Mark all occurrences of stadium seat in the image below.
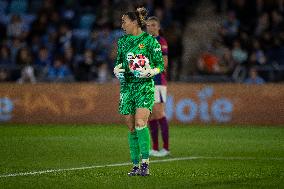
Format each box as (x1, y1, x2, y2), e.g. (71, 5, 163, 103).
(73, 29, 91, 53)
(29, 0, 43, 12)
(79, 14, 96, 30)
(73, 29, 91, 40)
(0, 0, 8, 15)
(8, 0, 28, 14)
(21, 14, 36, 25)
(0, 14, 9, 25)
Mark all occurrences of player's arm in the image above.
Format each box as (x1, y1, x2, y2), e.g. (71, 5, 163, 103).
(151, 37, 164, 73)
(163, 56, 168, 70)
(161, 39, 169, 70)
(115, 39, 123, 67)
(113, 39, 125, 81)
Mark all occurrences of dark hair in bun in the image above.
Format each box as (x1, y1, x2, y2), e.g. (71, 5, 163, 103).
(124, 7, 148, 28)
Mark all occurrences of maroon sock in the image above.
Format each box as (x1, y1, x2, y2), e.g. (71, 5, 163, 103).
(158, 117, 169, 150)
(149, 119, 159, 151)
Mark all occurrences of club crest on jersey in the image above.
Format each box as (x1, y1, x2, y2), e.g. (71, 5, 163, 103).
(138, 43, 145, 49)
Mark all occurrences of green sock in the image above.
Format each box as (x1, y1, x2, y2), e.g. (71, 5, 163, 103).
(128, 131, 140, 165)
(136, 126, 150, 159)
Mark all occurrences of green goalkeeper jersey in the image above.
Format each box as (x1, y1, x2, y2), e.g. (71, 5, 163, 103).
(115, 31, 164, 83)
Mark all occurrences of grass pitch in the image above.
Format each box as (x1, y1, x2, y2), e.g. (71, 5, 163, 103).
(0, 125, 283, 188)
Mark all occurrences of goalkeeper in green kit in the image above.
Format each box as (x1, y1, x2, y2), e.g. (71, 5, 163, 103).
(113, 7, 164, 176)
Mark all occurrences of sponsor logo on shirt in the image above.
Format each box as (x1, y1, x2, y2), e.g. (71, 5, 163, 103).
(154, 48, 161, 52)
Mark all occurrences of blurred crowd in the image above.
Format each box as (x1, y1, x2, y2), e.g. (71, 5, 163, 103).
(0, 0, 188, 83)
(199, 0, 284, 83)
(0, 0, 283, 84)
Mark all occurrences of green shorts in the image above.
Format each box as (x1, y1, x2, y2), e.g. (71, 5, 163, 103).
(119, 80, 155, 115)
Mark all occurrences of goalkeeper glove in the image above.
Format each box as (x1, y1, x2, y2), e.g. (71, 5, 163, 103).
(134, 64, 160, 78)
(113, 64, 125, 82)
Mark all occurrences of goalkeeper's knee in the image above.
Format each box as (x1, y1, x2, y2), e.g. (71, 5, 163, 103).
(135, 119, 146, 128)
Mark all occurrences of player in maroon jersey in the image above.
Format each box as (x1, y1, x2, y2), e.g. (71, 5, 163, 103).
(146, 16, 170, 157)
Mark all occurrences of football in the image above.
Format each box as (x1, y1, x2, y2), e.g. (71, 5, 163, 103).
(127, 53, 149, 73)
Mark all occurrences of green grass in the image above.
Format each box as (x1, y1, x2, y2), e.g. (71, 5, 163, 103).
(0, 125, 283, 188)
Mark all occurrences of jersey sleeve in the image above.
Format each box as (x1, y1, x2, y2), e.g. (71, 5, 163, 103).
(150, 37, 164, 73)
(115, 38, 123, 67)
(160, 38, 168, 56)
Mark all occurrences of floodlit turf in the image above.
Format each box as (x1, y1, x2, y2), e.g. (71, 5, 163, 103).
(0, 125, 283, 189)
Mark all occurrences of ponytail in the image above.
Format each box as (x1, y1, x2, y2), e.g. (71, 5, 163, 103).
(136, 7, 148, 27)
(124, 7, 148, 28)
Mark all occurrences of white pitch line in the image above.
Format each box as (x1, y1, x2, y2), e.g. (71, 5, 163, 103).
(0, 156, 283, 178)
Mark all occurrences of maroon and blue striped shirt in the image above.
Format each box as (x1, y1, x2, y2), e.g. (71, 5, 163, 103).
(154, 36, 168, 85)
